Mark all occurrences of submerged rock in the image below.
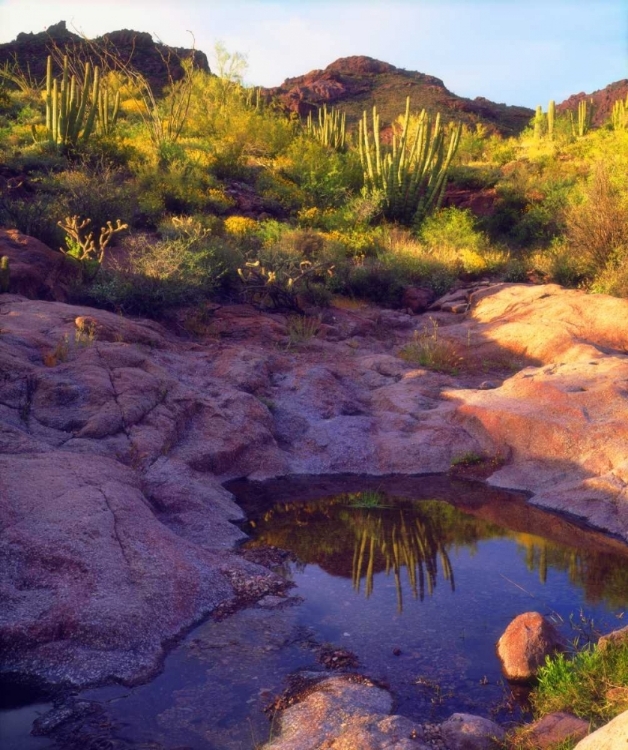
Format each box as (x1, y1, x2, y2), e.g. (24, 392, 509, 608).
(440, 712, 505, 749)
(262, 674, 428, 750)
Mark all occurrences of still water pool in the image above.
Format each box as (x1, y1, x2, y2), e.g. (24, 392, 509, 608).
(3, 475, 628, 749)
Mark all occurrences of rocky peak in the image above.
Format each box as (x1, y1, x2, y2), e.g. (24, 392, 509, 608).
(263, 55, 533, 135)
(325, 55, 398, 76)
(0, 21, 209, 92)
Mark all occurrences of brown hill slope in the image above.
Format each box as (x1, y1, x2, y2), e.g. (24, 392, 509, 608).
(557, 79, 628, 126)
(0, 20, 209, 92)
(262, 56, 534, 135)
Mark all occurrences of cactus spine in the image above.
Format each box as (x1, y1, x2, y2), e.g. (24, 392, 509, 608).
(358, 96, 461, 227)
(0, 256, 10, 293)
(547, 99, 555, 140)
(306, 105, 346, 151)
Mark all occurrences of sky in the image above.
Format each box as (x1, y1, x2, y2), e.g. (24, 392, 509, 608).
(0, 0, 626, 108)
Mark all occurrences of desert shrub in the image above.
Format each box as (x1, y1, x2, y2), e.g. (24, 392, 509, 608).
(590, 247, 628, 297)
(447, 164, 500, 190)
(255, 170, 305, 214)
(420, 207, 486, 253)
(281, 136, 361, 208)
(336, 262, 406, 306)
(399, 318, 464, 374)
(529, 238, 588, 287)
(134, 161, 215, 226)
(87, 231, 226, 316)
(53, 167, 135, 232)
(238, 240, 332, 311)
(564, 162, 628, 272)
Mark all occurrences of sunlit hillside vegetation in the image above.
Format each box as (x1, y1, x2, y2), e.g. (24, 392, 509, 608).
(1, 47, 627, 319)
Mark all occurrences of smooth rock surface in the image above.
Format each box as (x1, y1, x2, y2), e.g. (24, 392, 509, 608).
(497, 612, 565, 681)
(573, 709, 628, 749)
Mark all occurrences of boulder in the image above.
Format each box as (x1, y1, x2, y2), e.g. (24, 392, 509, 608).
(440, 713, 505, 750)
(516, 712, 590, 749)
(262, 675, 429, 750)
(497, 612, 565, 681)
(598, 624, 628, 652)
(402, 286, 434, 314)
(0, 228, 80, 301)
(573, 709, 628, 749)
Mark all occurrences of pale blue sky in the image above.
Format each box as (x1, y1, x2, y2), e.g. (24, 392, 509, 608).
(0, 1, 625, 108)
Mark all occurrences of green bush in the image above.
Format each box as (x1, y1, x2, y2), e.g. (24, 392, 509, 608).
(565, 162, 628, 272)
(87, 230, 226, 316)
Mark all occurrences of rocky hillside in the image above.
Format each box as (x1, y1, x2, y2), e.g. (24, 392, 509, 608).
(262, 55, 535, 135)
(0, 21, 209, 92)
(557, 78, 628, 126)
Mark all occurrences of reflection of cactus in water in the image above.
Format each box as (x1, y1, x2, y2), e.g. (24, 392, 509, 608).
(351, 509, 455, 613)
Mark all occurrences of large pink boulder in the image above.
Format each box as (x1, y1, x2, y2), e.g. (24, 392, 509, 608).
(497, 612, 565, 681)
(0, 228, 80, 301)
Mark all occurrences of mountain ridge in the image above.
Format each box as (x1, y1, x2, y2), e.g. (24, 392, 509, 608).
(0, 21, 209, 92)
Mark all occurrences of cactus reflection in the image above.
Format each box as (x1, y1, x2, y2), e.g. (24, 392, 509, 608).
(244, 493, 628, 613)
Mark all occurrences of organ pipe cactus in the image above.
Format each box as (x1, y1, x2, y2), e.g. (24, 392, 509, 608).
(306, 104, 346, 151)
(570, 99, 593, 138)
(611, 96, 628, 130)
(534, 105, 544, 140)
(547, 99, 556, 140)
(358, 96, 461, 227)
(40, 55, 119, 147)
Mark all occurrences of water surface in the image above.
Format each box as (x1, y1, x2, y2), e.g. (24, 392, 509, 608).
(3, 474, 628, 749)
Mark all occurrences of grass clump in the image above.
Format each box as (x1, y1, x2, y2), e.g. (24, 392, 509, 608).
(399, 318, 464, 374)
(285, 314, 321, 346)
(531, 637, 628, 728)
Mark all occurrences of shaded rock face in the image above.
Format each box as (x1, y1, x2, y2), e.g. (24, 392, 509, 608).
(573, 708, 628, 749)
(0, 228, 80, 301)
(401, 286, 435, 314)
(263, 56, 533, 134)
(263, 675, 428, 750)
(0, 21, 209, 93)
(496, 612, 565, 681)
